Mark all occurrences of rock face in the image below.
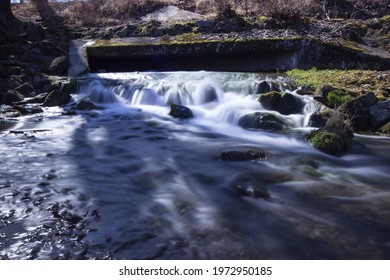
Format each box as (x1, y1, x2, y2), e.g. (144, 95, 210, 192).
(258, 91, 304, 115)
(218, 149, 266, 161)
(238, 112, 291, 131)
(169, 103, 193, 119)
(369, 100, 390, 129)
(42, 90, 71, 107)
(307, 113, 354, 155)
(338, 92, 378, 132)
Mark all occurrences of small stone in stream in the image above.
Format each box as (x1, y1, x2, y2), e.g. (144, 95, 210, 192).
(169, 103, 193, 119)
(218, 149, 266, 161)
(43, 172, 57, 180)
(238, 112, 290, 131)
(231, 174, 271, 199)
(258, 91, 304, 115)
(62, 109, 77, 116)
(74, 98, 98, 110)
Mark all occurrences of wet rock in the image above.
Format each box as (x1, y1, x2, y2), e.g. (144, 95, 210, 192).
(256, 81, 281, 94)
(12, 105, 43, 116)
(15, 83, 34, 97)
(17, 92, 49, 105)
(338, 92, 378, 132)
(218, 149, 266, 161)
(296, 84, 315, 95)
(3, 109, 21, 118)
(238, 112, 291, 131)
(0, 118, 18, 131)
(74, 98, 98, 111)
(308, 111, 332, 128)
(231, 174, 271, 199)
(307, 113, 354, 155)
(42, 90, 71, 107)
(62, 109, 77, 116)
(369, 100, 390, 129)
(2, 90, 24, 105)
(169, 103, 193, 119)
(49, 56, 69, 75)
(258, 91, 304, 115)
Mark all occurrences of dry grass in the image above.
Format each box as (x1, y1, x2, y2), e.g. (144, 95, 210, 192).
(11, 0, 390, 26)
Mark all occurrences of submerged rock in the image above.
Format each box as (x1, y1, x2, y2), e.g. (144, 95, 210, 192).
(231, 174, 271, 199)
(74, 98, 98, 111)
(169, 103, 193, 119)
(338, 92, 377, 132)
(258, 91, 304, 115)
(238, 112, 291, 131)
(307, 113, 354, 155)
(218, 149, 266, 161)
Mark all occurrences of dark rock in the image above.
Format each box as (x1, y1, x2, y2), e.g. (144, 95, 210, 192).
(231, 174, 271, 199)
(2, 90, 24, 105)
(307, 113, 354, 155)
(15, 83, 34, 97)
(296, 84, 315, 95)
(0, 118, 18, 131)
(218, 149, 266, 161)
(169, 103, 193, 119)
(12, 105, 43, 116)
(26, 22, 45, 42)
(49, 56, 69, 75)
(75, 98, 97, 111)
(7, 66, 23, 76)
(258, 91, 305, 115)
(42, 90, 71, 107)
(17, 92, 49, 105)
(238, 112, 291, 131)
(62, 110, 77, 116)
(308, 111, 331, 128)
(256, 81, 280, 94)
(338, 92, 378, 132)
(369, 100, 390, 129)
(6, 75, 23, 89)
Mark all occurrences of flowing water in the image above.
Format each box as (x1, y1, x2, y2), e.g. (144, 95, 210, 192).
(1, 71, 390, 259)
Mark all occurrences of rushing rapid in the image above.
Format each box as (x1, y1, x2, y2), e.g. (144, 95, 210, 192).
(1, 72, 390, 260)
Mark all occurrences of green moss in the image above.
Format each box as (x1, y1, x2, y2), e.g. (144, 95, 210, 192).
(302, 166, 325, 178)
(326, 91, 351, 107)
(287, 68, 390, 98)
(256, 16, 268, 23)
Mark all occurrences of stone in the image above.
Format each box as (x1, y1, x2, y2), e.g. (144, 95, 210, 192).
(369, 100, 390, 129)
(169, 103, 193, 119)
(2, 90, 24, 105)
(308, 111, 331, 128)
(49, 56, 69, 75)
(18, 92, 49, 105)
(42, 90, 71, 107)
(256, 81, 281, 94)
(238, 112, 291, 131)
(338, 92, 378, 132)
(74, 98, 97, 111)
(307, 113, 354, 155)
(12, 105, 43, 116)
(218, 149, 266, 161)
(258, 91, 305, 115)
(231, 174, 271, 199)
(15, 83, 34, 97)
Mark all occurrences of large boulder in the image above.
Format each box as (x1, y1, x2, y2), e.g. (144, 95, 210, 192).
(338, 92, 378, 132)
(42, 90, 71, 107)
(308, 110, 332, 128)
(307, 113, 354, 155)
(238, 112, 291, 131)
(369, 100, 390, 129)
(15, 83, 34, 97)
(169, 103, 193, 119)
(256, 81, 281, 94)
(258, 91, 305, 115)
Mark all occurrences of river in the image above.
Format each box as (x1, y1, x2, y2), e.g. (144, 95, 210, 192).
(1, 71, 390, 259)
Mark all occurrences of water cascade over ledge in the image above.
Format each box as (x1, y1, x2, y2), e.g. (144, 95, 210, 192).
(1, 71, 390, 260)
